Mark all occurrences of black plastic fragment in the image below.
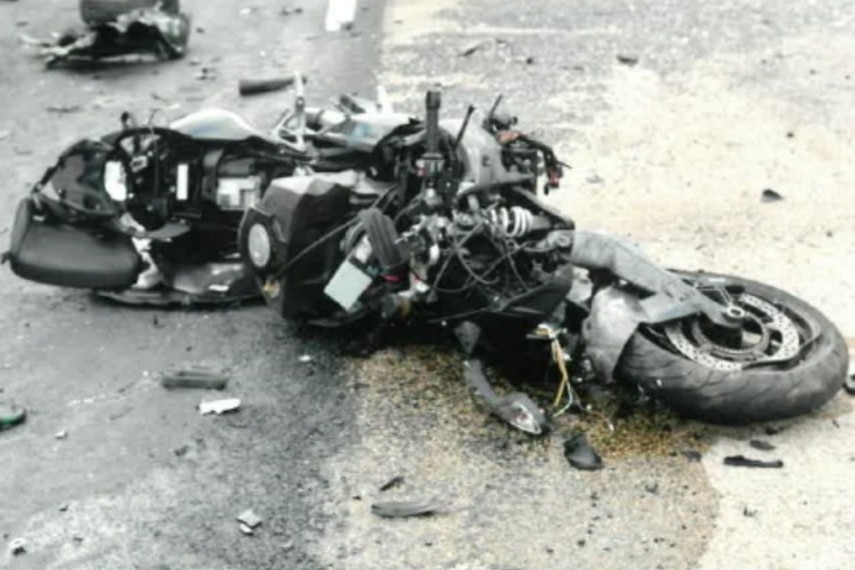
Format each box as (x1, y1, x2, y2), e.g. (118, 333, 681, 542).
(761, 188, 784, 202)
(371, 498, 445, 519)
(379, 475, 405, 492)
(563, 433, 604, 471)
(723, 455, 783, 468)
(616, 54, 639, 66)
(748, 439, 776, 451)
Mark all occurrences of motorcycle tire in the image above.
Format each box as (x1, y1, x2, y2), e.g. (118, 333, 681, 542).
(615, 271, 848, 425)
(80, 0, 180, 25)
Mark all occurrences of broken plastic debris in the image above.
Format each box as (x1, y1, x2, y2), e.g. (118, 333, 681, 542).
(616, 54, 639, 66)
(198, 398, 241, 415)
(9, 538, 26, 556)
(723, 455, 783, 468)
(563, 433, 604, 471)
(761, 188, 784, 202)
(371, 498, 447, 519)
(55, 430, 68, 440)
(748, 439, 776, 451)
(0, 401, 26, 431)
(161, 366, 229, 390)
(239, 522, 254, 535)
(298, 354, 313, 363)
(379, 475, 405, 492)
(237, 509, 263, 530)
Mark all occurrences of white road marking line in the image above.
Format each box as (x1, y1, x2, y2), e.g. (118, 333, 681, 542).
(325, 0, 357, 32)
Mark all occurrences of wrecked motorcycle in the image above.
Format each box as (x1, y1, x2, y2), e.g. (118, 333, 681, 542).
(236, 88, 848, 434)
(2, 79, 416, 304)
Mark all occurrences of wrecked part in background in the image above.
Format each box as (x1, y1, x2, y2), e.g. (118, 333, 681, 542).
(3, 79, 849, 438)
(30, 0, 191, 67)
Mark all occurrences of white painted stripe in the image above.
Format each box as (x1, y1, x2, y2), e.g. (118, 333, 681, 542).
(325, 0, 357, 32)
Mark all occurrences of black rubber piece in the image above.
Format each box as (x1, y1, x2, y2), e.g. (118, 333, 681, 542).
(563, 433, 603, 471)
(724, 455, 784, 468)
(616, 272, 848, 425)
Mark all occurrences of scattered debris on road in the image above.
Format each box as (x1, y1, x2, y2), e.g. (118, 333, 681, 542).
(679, 449, 702, 462)
(723, 455, 784, 469)
(9, 538, 26, 556)
(371, 497, 447, 519)
(239, 76, 300, 96)
(161, 366, 229, 390)
(236, 509, 263, 535)
(0, 402, 26, 432)
(46, 105, 83, 114)
(616, 54, 639, 66)
(36, 6, 191, 68)
(379, 475, 405, 492)
(563, 433, 604, 471)
(748, 439, 776, 451)
(459, 41, 485, 57)
(761, 188, 784, 202)
(199, 398, 241, 415)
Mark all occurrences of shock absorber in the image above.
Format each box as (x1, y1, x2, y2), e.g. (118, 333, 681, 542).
(488, 206, 534, 237)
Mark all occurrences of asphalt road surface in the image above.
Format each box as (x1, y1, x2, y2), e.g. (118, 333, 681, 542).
(2, 1, 855, 569)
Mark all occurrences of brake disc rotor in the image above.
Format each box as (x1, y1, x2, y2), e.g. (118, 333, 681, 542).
(663, 293, 802, 371)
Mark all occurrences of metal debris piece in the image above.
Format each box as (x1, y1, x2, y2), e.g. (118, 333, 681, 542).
(379, 475, 405, 492)
(55, 430, 68, 440)
(237, 509, 263, 530)
(748, 439, 776, 451)
(161, 366, 229, 390)
(198, 398, 241, 415)
(761, 188, 784, 202)
(563, 433, 604, 471)
(9, 538, 26, 556)
(370, 498, 447, 519)
(723, 455, 784, 468)
(616, 54, 639, 66)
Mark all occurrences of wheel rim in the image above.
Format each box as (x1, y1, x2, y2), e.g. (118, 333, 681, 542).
(663, 292, 803, 371)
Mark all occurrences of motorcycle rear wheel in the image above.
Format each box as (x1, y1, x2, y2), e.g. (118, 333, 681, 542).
(616, 271, 848, 424)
